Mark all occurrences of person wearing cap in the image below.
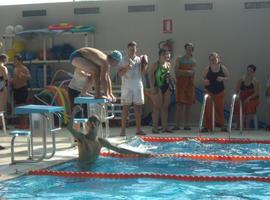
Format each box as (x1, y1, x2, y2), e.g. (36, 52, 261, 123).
(70, 47, 122, 101)
(234, 64, 259, 129)
(12, 54, 31, 129)
(68, 105, 150, 168)
(118, 41, 148, 136)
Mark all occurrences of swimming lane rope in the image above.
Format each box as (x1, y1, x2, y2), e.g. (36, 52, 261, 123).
(140, 136, 270, 144)
(100, 152, 270, 162)
(28, 170, 270, 183)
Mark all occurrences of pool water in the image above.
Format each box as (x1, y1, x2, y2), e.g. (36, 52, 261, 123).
(1, 137, 270, 199)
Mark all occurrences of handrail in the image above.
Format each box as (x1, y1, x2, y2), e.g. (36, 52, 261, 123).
(50, 112, 62, 132)
(99, 102, 115, 138)
(105, 102, 115, 120)
(199, 94, 215, 132)
(43, 112, 62, 159)
(227, 94, 243, 135)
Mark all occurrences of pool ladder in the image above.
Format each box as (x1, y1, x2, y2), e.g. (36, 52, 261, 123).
(227, 94, 243, 135)
(199, 93, 244, 137)
(199, 94, 215, 134)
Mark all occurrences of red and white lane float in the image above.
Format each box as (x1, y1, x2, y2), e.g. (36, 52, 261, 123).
(100, 152, 270, 162)
(28, 170, 270, 183)
(140, 136, 270, 144)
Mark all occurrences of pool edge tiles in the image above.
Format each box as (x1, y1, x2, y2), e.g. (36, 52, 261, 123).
(0, 139, 78, 182)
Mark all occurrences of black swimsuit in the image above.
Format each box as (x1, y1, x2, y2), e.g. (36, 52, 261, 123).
(205, 65, 225, 94)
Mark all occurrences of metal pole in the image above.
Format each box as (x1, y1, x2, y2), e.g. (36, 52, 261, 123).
(199, 94, 209, 135)
(212, 98, 215, 132)
(228, 94, 237, 134)
(240, 100, 243, 134)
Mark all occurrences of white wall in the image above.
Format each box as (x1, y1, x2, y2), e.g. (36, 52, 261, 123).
(0, 0, 269, 124)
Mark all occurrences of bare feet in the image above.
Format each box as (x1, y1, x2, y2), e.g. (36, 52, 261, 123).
(109, 94, 117, 103)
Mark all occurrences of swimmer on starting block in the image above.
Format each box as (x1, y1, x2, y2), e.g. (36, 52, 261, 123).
(70, 47, 123, 102)
(67, 106, 150, 167)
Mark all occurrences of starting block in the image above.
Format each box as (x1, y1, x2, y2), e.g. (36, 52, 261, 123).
(9, 130, 32, 164)
(74, 97, 114, 138)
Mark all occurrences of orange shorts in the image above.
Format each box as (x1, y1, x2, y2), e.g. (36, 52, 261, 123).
(234, 97, 259, 115)
(176, 77, 195, 105)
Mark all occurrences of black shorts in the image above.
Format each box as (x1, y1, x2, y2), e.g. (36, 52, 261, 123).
(68, 87, 87, 118)
(14, 86, 28, 105)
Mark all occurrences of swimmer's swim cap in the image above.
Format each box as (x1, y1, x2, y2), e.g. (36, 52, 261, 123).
(110, 50, 122, 63)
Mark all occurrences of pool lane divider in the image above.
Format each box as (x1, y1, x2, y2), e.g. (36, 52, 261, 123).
(140, 136, 270, 144)
(100, 152, 270, 162)
(28, 170, 270, 183)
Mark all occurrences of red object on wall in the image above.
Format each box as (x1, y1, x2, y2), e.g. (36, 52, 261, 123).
(163, 18, 173, 33)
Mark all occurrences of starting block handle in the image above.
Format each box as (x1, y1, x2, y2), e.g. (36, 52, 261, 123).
(106, 103, 115, 120)
(46, 112, 62, 132)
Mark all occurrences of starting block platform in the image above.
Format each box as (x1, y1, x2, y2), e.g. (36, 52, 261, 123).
(74, 97, 114, 137)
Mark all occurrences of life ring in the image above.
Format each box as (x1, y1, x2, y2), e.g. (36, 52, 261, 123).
(60, 88, 72, 117)
(44, 86, 63, 106)
(68, 25, 95, 33)
(45, 86, 68, 124)
(48, 23, 74, 30)
(37, 89, 56, 105)
(54, 86, 68, 124)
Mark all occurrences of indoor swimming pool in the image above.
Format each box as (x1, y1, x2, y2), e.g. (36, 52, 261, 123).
(1, 137, 270, 199)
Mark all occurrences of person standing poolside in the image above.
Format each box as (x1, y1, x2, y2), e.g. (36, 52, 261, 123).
(0, 54, 8, 150)
(173, 43, 196, 131)
(265, 77, 270, 130)
(201, 52, 230, 132)
(118, 41, 148, 136)
(70, 47, 122, 101)
(12, 54, 31, 129)
(149, 49, 174, 133)
(234, 64, 259, 129)
(68, 106, 150, 168)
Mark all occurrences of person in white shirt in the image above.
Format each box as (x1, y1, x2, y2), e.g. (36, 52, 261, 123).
(118, 41, 148, 136)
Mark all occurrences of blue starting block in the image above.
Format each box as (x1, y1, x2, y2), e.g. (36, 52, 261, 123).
(74, 97, 114, 138)
(11, 104, 63, 164)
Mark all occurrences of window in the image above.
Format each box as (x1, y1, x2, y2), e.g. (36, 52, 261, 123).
(0, 0, 72, 6)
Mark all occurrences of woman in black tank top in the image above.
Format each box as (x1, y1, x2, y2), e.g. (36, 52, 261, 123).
(205, 65, 225, 94)
(201, 52, 230, 132)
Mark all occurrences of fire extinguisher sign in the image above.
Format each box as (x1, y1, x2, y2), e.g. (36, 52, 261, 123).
(163, 18, 173, 33)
